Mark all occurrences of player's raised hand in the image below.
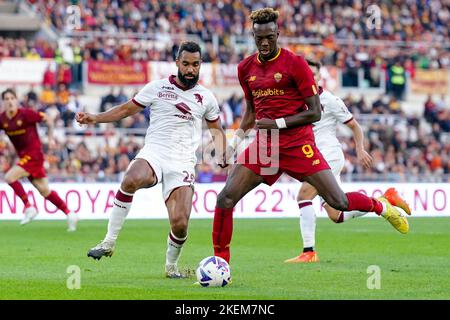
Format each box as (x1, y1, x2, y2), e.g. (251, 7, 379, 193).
(357, 149, 373, 169)
(76, 112, 97, 125)
(255, 118, 278, 130)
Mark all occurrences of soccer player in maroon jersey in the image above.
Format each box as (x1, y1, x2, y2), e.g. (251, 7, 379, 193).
(0, 88, 78, 231)
(212, 8, 411, 263)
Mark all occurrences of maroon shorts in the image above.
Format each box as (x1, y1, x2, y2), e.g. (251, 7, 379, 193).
(17, 155, 46, 180)
(237, 140, 330, 185)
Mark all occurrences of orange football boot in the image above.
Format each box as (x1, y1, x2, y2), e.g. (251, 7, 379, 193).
(284, 251, 319, 263)
(383, 188, 412, 215)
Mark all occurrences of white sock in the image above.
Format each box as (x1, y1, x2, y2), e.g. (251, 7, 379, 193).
(104, 189, 133, 243)
(299, 200, 316, 249)
(166, 231, 187, 265)
(341, 210, 369, 221)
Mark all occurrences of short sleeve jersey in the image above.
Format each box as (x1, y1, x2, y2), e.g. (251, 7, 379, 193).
(0, 108, 45, 160)
(237, 48, 319, 148)
(132, 75, 220, 164)
(313, 89, 353, 155)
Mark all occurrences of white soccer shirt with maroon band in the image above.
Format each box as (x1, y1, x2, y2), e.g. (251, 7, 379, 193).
(131, 75, 220, 200)
(132, 75, 220, 165)
(313, 89, 353, 162)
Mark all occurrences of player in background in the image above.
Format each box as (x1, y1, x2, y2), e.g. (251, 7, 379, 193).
(285, 60, 411, 263)
(76, 42, 228, 278)
(213, 8, 411, 264)
(0, 89, 78, 231)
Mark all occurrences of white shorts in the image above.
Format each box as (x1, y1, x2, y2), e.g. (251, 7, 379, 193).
(319, 149, 345, 205)
(135, 145, 196, 201)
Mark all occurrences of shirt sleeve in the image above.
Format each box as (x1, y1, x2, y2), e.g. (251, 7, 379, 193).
(331, 95, 353, 123)
(292, 55, 319, 98)
(204, 92, 220, 122)
(132, 82, 156, 108)
(24, 109, 45, 125)
(237, 64, 252, 101)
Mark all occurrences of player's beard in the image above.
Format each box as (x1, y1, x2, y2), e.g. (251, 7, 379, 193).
(178, 70, 199, 88)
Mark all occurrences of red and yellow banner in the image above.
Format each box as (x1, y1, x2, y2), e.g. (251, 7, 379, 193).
(87, 60, 148, 85)
(411, 69, 449, 95)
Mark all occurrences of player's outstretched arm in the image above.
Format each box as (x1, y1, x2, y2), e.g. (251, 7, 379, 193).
(76, 100, 143, 125)
(346, 118, 373, 169)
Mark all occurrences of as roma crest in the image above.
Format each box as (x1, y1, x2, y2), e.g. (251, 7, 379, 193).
(16, 120, 23, 127)
(274, 72, 282, 82)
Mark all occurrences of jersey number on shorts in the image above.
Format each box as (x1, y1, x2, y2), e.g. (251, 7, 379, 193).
(183, 171, 195, 183)
(301, 144, 314, 158)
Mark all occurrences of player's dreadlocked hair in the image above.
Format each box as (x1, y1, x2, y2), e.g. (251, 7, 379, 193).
(249, 7, 279, 25)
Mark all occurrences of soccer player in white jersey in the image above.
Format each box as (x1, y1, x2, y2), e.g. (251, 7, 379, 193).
(76, 42, 228, 277)
(285, 59, 411, 263)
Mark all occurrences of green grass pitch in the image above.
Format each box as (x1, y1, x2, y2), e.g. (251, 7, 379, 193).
(0, 217, 449, 300)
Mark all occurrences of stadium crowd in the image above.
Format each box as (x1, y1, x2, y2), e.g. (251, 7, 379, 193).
(0, 1, 447, 94)
(0, 89, 448, 182)
(29, 0, 450, 43)
(0, 0, 448, 182)
(18, 0, 450, 67)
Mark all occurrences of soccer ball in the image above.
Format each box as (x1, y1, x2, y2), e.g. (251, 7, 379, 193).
(196, 256, 231, 287)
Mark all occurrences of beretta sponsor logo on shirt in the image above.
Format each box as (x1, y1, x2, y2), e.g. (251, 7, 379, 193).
(158, 91, 178, 101)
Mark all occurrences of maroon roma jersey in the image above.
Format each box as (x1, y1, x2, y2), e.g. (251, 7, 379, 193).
(238, 48, 319, 148)
(0, 108, 45, 161)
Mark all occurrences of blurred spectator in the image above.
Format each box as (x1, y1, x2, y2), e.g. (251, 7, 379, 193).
(100, 87, 117, 112)
(25, 85, 38, 106)
(56, 83, 70, 112)
(42, 65, 56, 89)
(116, 88, 128, 105)
(388, 60, 406, 100)
(57, 63, 72, 87)
(39, 84, 56, 107)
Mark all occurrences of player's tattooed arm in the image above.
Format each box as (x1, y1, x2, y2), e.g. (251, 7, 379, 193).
(76, 100, 142, 125)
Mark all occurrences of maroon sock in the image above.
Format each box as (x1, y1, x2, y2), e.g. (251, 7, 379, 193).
(46, 191, 70, 215)
(336, 211, 344, 223)
(9, 181, 29, 206)
(346, 192, 383, 215)
(116, 189, 134, 202)
(212, 207, 233, 263)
